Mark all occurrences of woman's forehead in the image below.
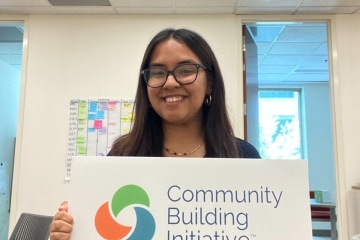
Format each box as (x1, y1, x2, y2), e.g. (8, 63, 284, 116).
(149, 39, 201, 66)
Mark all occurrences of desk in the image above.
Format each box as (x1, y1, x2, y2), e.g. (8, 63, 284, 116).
(310, 199, 337, 240)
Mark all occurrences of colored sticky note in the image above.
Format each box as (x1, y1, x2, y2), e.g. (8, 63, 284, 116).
(78, 102, 87, 113)
(89, 102, 98, 112)
(121, 116, 130, 122)
(99, 127, 107, 135)
(96, 111, 104, 119)
(78, 113, 86, 120)
(108, 102, 117, 111)
(77, 147, 86, 155)
(78, 119, 86, 125)
(88, 113, 96, 120)
(76, 136, 85, 143)
(123, 103, 131, 108)
(99, 102, 108, 111)
(88, 128, 95, 132)
(94, 120, 102, 129)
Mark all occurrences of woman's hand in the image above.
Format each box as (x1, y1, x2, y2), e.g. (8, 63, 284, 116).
(49, 201, 73, 240)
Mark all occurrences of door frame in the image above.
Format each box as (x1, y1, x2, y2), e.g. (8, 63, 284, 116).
(0, 15, 29, 234)
(237, 15, 346, 239)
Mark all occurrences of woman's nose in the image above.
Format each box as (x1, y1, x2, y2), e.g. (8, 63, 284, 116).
(163, 73, 180, 88)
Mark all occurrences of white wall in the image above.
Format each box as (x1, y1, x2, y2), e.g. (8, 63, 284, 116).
(303, 83, 335, 231)
(4, 14, 360, 239)
(303, 84, 335, 196)
(333, 15, 360, 237)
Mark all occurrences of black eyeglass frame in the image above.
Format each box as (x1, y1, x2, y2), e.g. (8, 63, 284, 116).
(141, 63, 208, 88)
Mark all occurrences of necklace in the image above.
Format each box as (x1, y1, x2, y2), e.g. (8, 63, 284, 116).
(164, 143, 203, 156)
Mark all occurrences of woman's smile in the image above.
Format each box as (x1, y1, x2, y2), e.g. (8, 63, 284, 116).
(164, 95, 184, 103)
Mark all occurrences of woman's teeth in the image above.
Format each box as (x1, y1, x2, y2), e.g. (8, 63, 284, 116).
(165, 96, 183, 102)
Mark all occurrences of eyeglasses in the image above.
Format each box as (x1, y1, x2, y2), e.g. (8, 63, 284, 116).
(141, 63, 207, 88)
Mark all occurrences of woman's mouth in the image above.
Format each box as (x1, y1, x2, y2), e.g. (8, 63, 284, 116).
(164, 96, 184, 102)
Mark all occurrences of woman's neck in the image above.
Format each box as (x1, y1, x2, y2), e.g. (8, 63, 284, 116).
(162, 121, 205, 158)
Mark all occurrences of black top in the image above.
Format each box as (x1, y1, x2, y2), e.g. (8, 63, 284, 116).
(108, 137, 261, 158)
(235, 138, 261, 158)
(203, 137, 260, 158)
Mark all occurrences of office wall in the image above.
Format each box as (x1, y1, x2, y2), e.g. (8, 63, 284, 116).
(6, 14, 360, 238)
(302, 83, 335, 232)
(334, 15, 360, 237)
(335, 14, 360, 191)
(303, 84, 335, 196)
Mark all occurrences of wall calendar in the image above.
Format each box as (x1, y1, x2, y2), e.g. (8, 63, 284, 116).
(66, 99, 134, 180)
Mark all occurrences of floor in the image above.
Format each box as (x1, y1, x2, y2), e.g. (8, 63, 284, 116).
(313, 237, 331, 240)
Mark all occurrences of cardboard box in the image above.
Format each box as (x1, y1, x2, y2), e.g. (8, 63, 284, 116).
(314, 190, 332, 203)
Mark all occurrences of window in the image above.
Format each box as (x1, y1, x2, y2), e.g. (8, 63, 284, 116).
(258, 90, 302, 159)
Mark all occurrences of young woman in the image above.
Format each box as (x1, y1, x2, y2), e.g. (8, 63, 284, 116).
(49, 28, 260, 240)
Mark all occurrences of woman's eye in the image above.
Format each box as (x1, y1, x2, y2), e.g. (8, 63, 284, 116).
(179, 69, 195, 74)
(150, 70, 165, 77)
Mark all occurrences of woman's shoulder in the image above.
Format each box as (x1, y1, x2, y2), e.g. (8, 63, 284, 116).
(236, 137, 261, 159)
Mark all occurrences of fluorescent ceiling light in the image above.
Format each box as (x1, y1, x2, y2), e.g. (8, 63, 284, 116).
(48, 0, 111, 6)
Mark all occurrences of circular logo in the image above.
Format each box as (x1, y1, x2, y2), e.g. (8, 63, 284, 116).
(95, 184, 156, 239)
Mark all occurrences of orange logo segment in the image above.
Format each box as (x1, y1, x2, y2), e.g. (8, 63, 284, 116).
(95, 202, 132, 240)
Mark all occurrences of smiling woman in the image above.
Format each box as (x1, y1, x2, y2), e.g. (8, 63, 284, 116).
(107, 28, 260, 159)
(145, 38, 210, 135)
(49, 28, 260, 240)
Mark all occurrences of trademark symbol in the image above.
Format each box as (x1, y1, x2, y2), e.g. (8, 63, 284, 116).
(250, 233, 257, 238)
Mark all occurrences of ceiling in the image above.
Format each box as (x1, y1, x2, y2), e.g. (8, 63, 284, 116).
(246, 22, 328, 84)
(0, 26, 23, 70)
(0, 0, 360, 15)
(1, 0, 351, 84)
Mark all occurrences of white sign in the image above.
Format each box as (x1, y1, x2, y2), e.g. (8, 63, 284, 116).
(69, 157, 312, 240)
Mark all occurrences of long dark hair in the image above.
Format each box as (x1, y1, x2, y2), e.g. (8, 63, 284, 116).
(109, 28, 239, 157)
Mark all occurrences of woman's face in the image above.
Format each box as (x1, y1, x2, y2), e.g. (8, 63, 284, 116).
(147, 38, 211, 125)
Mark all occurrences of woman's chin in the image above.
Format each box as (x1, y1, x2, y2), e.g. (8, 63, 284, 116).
(163, 116, 186, 125)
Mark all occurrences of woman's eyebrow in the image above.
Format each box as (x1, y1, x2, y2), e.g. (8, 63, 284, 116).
(148, 62, 164, 67)
(148, 60, 199, 68)
(178, 59, 198, 64)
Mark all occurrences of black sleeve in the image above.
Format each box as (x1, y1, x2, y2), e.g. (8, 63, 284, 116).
(236, 138, 261, 158)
